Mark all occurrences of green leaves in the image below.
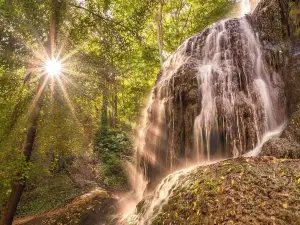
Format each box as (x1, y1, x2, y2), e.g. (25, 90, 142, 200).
(290, 2, 300, 36)
(0, 0, 237, 213)
(94, 126, 133, 190)
(161, 0, 234, 53)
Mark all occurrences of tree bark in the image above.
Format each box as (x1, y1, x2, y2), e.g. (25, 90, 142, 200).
(0, 77, 44, 225)
(112, 79, 118, 128)
(157, 0, 164, 68)
(1, 1, 64, 223)
(101, 84, 108, 126)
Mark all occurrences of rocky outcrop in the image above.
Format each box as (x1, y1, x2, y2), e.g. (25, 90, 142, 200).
(260, 138, 300, 158)
(132, 157, 300, 224)
(128, 0, 300, 223)
(261, 106, 300, 158)
(138, 0, 296, 190)
(256, 0, 300, 159)
(284, 37, 300, 114)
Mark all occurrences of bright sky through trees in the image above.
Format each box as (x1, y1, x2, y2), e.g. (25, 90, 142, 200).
(0, 0, 237, 223)
(45, 59, 62, 77)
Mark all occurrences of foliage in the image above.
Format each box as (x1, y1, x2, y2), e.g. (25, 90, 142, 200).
(0, 0, 237, 219)
(290, 1, 300, 36)
(94, 125, 133, 191)
(16, 174, 82, 217)
(162, 0, 234, 53)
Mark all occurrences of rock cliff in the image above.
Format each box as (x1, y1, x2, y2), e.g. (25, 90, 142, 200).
(137, 0, 299, 190)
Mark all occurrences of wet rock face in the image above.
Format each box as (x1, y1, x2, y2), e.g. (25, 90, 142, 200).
(283, 37, 300, 115)
(282, 107, 300, 142)
(256, 0, 300, 159)
(138, 0, 291, 190)
(260, 138, 300, 158)
(261, 106, 300, 159)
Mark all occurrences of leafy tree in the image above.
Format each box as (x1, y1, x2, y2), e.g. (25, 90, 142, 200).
(0, 0, 236, 222)
(94, 124, 132, 191)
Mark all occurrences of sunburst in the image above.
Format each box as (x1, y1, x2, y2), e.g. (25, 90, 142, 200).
(26, 38, 78, 121)
(45, 59, 62, 77)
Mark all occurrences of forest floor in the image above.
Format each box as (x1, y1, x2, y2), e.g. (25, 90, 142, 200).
(13, 157, 300, 225)
(13, 188, 117, 225)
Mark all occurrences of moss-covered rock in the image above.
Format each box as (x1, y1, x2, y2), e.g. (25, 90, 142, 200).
(150, 157, 300, 225)
(261, 107, 300, 159)
(282, 107, 300, 143)
(138, 0, 298, 191)
(260, 138, 300, 158)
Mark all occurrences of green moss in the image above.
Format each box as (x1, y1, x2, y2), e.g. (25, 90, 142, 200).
(16, 175, 82, 217)
(152, 158, 300, 224)
(290, 2, 300, 36)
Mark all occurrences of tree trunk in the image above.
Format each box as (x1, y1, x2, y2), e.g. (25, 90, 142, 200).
(1, 1, 64, 223)
(101, 84, 108, 126)
(0, 183, 26, 225)
(0, 78, 44, 225)
(112, 79, 118, 128)
(157, 0, 164, 68)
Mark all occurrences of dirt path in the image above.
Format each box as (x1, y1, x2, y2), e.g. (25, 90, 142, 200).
(13, 188, 117, 225)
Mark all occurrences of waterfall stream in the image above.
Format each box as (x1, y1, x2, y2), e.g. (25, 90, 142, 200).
(122, 0, 286, 223)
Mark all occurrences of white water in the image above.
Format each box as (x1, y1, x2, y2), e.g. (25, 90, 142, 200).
(254, 78, 276, 130)
(125, 167, 193, 225)
(123, 0, 287, 223)
(240, 0, 259, 16)
(244, 123, 286, 157)
(193, 12, 284, 160)
(194, 19, 233, 161)
(241, 0, 251, 15)
(124, 160, 226, 225)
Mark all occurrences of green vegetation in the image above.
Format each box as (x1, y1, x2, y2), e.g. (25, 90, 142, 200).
(94, 124, 133, 191)
(0, 0, 236, 222)
(17, 175, 82, 217)
(290, 1, 300, 36)
(153, 158, 300, 224)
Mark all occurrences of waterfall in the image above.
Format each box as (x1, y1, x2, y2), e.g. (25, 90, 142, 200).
(120, 0, 288, 223)
(124, 0, 286, 222)
(241, 0, 251, 15)
(240, 0, 259, 16)
(133, 0, 286, 192)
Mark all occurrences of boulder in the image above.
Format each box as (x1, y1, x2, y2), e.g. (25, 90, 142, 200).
(132, 157, 300, 224)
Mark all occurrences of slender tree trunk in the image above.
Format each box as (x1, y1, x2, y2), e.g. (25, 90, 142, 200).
(157, 0, 164, 68)
(112, 79, 118, 128)
(101, 84, 108, 126)
(1, 1, 64, 223)
(0, 78, 44, 225)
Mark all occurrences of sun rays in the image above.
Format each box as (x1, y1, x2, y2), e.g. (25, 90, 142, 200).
(25, 31, 85, 128)
(45, 59, 62, 77)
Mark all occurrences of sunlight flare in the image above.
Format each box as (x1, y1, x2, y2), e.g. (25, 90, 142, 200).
(45, 59, 62, 77)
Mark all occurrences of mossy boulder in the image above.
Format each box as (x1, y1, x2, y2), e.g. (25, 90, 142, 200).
(260, 138, 300, 158)
(149, 157, 300, 224)
(282, 107, 300, 143)
(261, 107, 300, 159)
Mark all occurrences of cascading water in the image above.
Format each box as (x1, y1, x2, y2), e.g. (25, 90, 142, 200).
(240, 0, 259, 16)
(124, 0, 287, 223)
(135, 0, 285, 192)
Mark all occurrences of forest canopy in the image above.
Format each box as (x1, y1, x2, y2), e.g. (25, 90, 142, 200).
(0, 0, 236, 223)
